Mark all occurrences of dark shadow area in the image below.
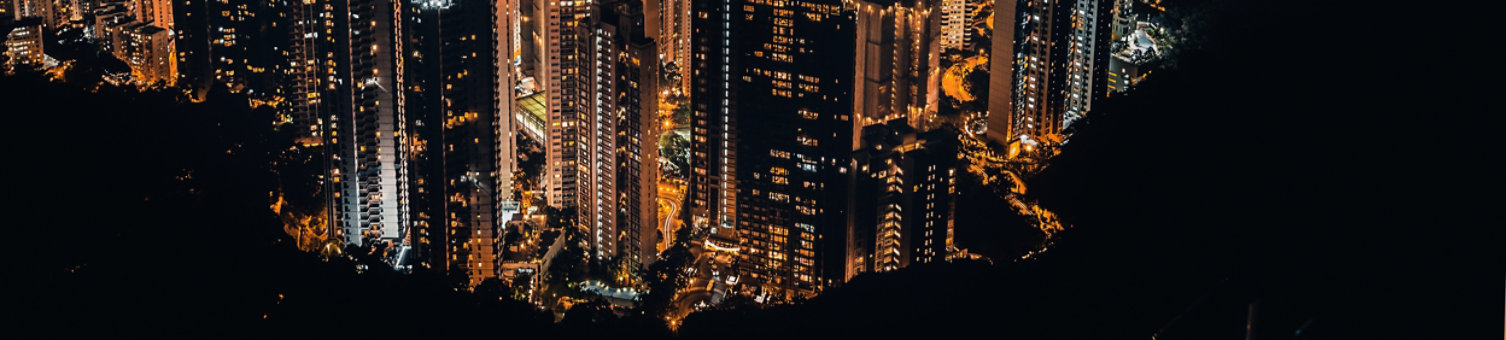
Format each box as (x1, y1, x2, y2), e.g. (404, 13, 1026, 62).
(9, 0, 1491, 338)
(680, 1, 1493, 339)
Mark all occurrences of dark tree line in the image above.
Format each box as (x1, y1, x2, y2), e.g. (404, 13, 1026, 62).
(10, 0, 1492, 337)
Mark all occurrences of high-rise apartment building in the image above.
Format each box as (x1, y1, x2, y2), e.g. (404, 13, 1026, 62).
(985, 0, 1013, 144)
(280, 0, 338, 140)
(518, 0, 543, 86)
(847, 121, 957, 277)
(90, 3, 174, 87)
(123, 23, 173, 85)
(492, 0, 520, 278)
(1002, 0, 1110, 145)
(132, 0, 173, 28)
(853, 0, 942, 137)
(938, 0, 969, 51)
(528, 0, 660, 267)
(11, 0, 54, 28)
(585, 0, 658, 267)
(1110, 0, 1131, 41)
(93, 2, 132, 51)
(171, 0, 267, 95)
(173, 0, 212, 99)
(212, 0, 267, 94)
(1062, 0, 1111, 129)
(656, 0, 690, 92)
(401, 0, 519, 287)
(687, 0, 736, 238)
(538, 0, 592, 210)
(847, 0, 959, 281)
(692, 0, 856, 300)
(4, 20, 44, 70)
(325, 0, 409, 253)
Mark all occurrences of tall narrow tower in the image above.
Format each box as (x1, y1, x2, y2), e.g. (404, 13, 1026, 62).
(401, 0, 518, 285)
(1002, 0, 1110, 145)
(986, 0, 1014, 145)
(586, 0, 659, 267)
(539, 0, 593, 211)
(693, 0, 856, 300)
(328, 0, 408, 252)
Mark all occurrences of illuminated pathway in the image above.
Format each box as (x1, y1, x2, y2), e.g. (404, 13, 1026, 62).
(657, 179, 685, 252)
(958, 134, 1068, 261)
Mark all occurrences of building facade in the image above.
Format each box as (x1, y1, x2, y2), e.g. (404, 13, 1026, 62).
(11, 0, 53, 28)
(1062, 0, 1111, 129)
(687, 0, 737, 239)
(853, 0, 942, 139)
(4, 20, 44, 70)
(691, 0, 856, 300)
(1004, 0, 1110, 145)
(538, 0, 592, 211)
(656, 0, 690, 92)
(400, 0, 516, 286)
(123, 23, 173, 85)
(280, 0, 338, 140)
(938, 0, 967, 51)
(985, 0, 1013, 144)
(325, 0, 408, 255)
(847, 121, 957, 278)
(585, 0, 658, 267)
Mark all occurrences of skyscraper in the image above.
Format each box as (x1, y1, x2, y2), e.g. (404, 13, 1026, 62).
(1062, 0, 1111, 129)
(163, 0, 279, 97)
(527, 0, 659, 266)
(985, 0, 1013, 145)
(847, 120, 958, 278)
(173, 0, 212, 100)
(538, 0, 592, 211)
(401, 0, 519, 286)
(492, 0, 520, 276)
(846, 0, 958, 281)
(587, 0, 658, 267)
(853, 0, 942, 137)
(656, 0, 690, 92)
(1002, 0, 1110, 146)
(208, 0, 253, 92)
(692, 0, 856, 300)
(687, 0, 737, 240)
(282, 0, 338, 141)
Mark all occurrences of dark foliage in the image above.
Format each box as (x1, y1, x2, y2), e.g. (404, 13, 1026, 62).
(678, 1, 1493, 339)
(11, 0, 1490, 338)
(7, 75, 560, 338)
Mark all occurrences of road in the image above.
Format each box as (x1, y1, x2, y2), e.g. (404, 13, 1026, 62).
(666, 243, 713, 321)
(651, 176, 738, 325)
(665, 236, 737, 323)
(660, 198, 679, 252)
(656, 179, 685, 252)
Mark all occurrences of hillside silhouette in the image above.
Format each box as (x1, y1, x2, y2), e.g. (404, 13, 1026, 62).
(8, 0, 1491, 338)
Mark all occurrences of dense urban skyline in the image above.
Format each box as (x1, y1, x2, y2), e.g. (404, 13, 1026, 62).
(7, 0, 1493, 338)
